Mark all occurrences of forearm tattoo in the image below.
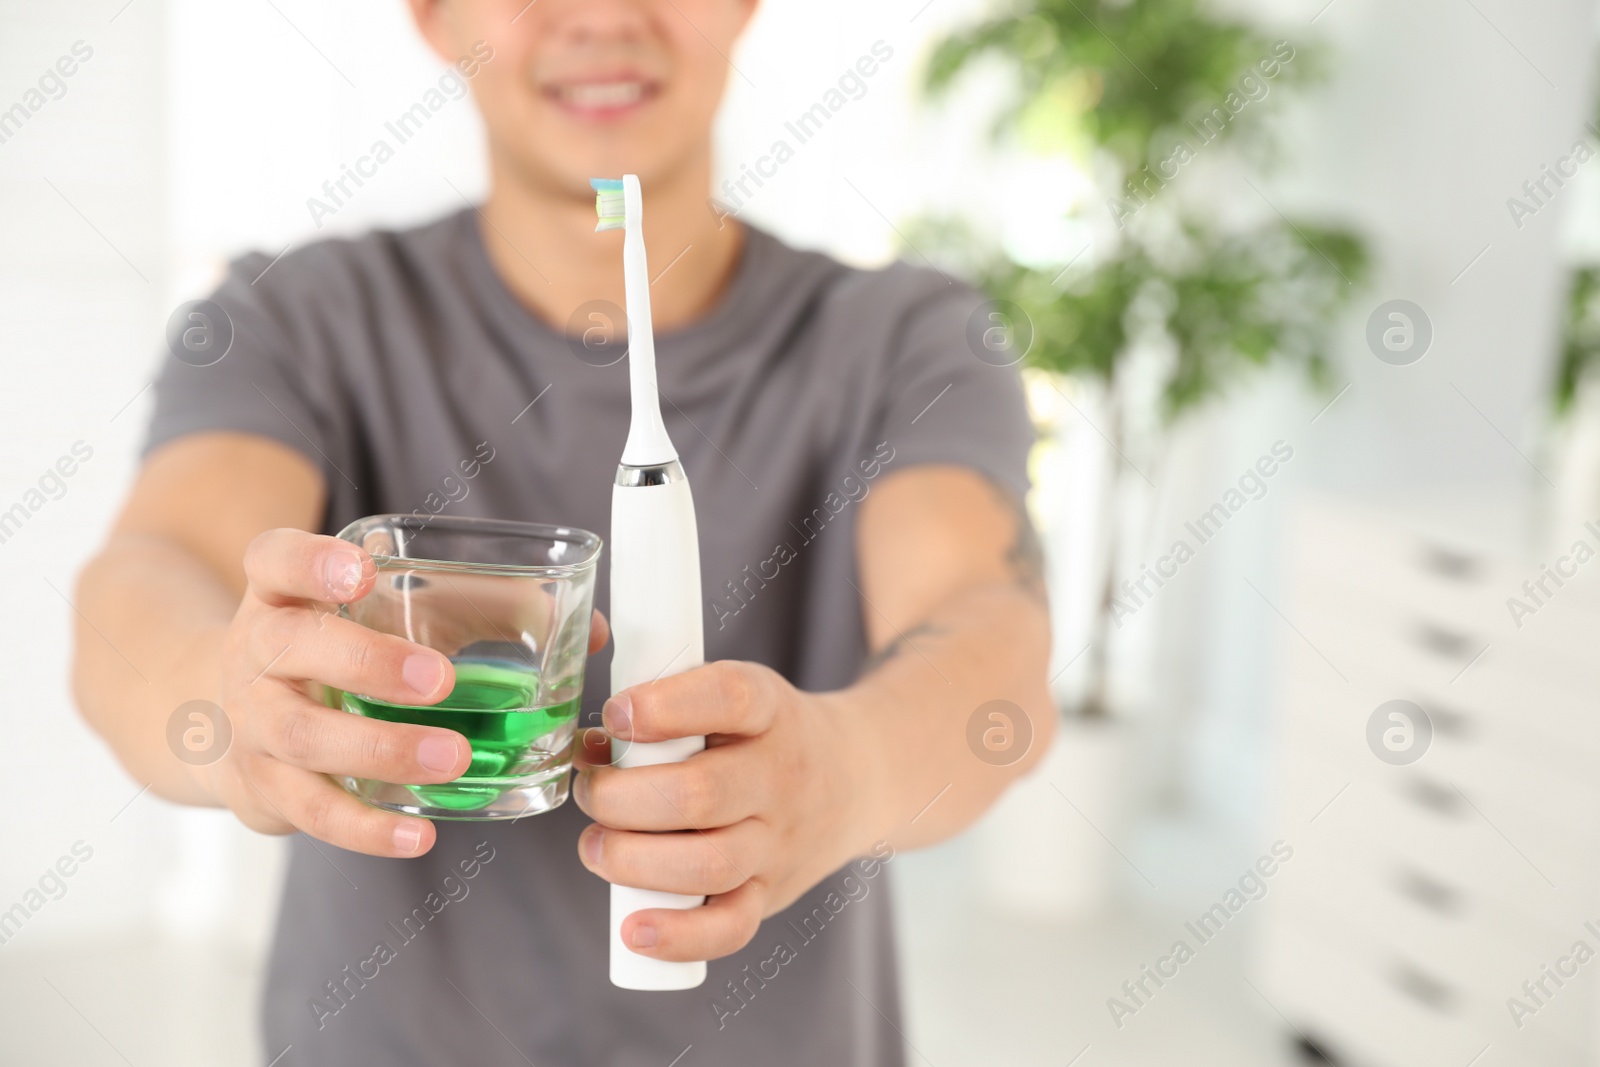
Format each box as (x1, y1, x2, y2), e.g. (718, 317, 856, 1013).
(861, 621, 947, 674)
(857, 479, 1046, 675)
(988, 479, 1048, 606)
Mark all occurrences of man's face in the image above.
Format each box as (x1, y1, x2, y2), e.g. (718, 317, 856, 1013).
(414, 0, 755, 198)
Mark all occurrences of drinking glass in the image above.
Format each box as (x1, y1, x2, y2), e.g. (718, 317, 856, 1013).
(335, 514, 601, 820)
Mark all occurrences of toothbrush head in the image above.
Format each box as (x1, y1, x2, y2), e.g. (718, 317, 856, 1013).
(591, 178, 625, 232)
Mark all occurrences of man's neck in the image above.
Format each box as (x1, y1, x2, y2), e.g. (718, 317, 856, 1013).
(475, 152, 744, 337)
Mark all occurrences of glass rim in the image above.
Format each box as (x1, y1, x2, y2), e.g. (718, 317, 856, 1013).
(335, 514, 602, 578)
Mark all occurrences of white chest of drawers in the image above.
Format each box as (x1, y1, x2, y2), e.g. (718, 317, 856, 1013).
(1255, 494, 1600, 1067)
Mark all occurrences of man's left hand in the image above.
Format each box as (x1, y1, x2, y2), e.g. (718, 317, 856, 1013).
(572, 660, 877, 963)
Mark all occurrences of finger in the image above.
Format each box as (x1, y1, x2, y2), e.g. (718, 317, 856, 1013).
(605, 661, 776, 744)
(244, 528, 377, 606)
(574, 726, 612, 770)
(574, 745, 762, 831)
(246, 757, 438, 858)
(618, 879, 765, 962)
(253, 609, 454, 705)
(577, 818, 767, 897)
(206, 757, 294, 836)
(589, 609, 610, 654)
(253, 690, 470, 783)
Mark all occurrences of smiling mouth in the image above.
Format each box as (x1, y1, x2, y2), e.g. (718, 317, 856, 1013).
(544, 79, 661, 118)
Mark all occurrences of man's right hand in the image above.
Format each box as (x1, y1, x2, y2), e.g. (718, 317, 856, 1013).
(75, 435, 608, 858)
(204, 528, 466, 858)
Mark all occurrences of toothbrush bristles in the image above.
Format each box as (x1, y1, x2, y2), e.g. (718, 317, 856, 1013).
(591, 177, 625, 232)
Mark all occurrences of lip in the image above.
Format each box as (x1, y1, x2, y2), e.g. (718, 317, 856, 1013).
(540, 73, 663, 121)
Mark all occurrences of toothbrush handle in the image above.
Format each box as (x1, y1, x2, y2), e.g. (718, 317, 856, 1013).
(608, 472, 707, 990)
(609, 734, 705, 990)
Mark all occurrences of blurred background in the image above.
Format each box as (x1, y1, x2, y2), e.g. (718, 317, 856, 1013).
(4, 0, 1600, 1063)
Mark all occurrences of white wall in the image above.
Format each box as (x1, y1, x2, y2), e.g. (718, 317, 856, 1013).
(1, 0, 179, 942)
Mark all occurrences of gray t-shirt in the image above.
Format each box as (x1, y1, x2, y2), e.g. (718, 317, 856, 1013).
(144, 210, 1032, 1066)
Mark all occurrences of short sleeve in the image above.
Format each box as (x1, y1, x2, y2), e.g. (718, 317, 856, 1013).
(141, 251, 342, 488)
(873, 282, 1035, 501)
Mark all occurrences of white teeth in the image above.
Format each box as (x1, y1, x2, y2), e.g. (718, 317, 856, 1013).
(559, 82, 645, 108)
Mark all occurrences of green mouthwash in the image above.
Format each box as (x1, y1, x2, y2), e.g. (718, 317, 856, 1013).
(343, 660, 580, 812)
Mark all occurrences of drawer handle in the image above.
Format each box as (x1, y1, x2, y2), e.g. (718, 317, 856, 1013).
(1391, 962, 1456, 1013)
(1405, 778, 1464, 818)
(1413, 623, 1474, 660)
(1419, 545, 1482, 582)
(1395, 868, 1461, 915)
(1428, 704, 1472, 739)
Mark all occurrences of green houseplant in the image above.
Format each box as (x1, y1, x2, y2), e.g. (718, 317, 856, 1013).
(1545, 255, 1600, 538)
(1552, 269, 1600, 415)
(926, 0, 1369, 719)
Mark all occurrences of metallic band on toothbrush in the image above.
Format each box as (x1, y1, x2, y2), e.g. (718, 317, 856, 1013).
(614, 460, 687, 488)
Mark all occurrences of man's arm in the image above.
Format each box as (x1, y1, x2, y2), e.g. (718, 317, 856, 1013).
(843, 464, 1055, 849)
(74, 433, 327, 803)
(573, 463, 1054, 961)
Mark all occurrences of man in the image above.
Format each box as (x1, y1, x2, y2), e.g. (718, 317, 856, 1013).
(72, 1, 1053, 1063)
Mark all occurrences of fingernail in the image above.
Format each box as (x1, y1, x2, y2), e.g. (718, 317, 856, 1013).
(582, 828, 604, 867)
(418, 734, 461, 774)
(581, 727, 615, 767)
(393, 821, 423, 855)
(630, 923, 658, 949)
(603, 694, 632, 738)
(403, 654, 446, 697)
(572, 771, 590, 807)
(323, 551, 364, 600)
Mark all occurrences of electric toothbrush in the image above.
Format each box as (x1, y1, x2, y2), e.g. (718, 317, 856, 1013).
(592, 175, 708, 991)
